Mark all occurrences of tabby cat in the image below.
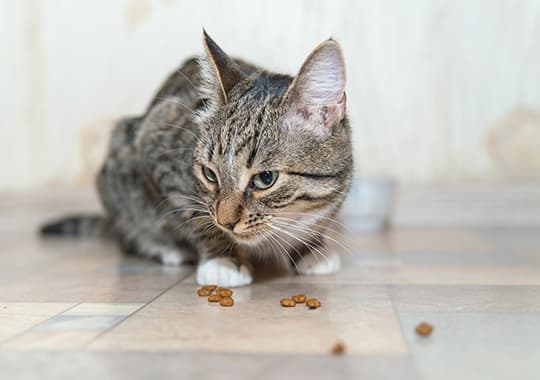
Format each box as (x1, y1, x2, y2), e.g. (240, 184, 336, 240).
(41, 31, 353, 287)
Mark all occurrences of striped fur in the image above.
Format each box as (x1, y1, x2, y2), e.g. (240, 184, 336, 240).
(41, 32, 353, 286)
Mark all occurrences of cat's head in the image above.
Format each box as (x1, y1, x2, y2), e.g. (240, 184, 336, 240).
(193, 31, 352, 246)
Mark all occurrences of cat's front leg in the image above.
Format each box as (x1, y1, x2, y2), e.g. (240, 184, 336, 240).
(196, 246, 253, 287)
(296, 243, 341, 275)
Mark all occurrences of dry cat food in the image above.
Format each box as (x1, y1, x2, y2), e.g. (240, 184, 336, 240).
(197, 287, 212, 297)
(219, 297, 234, 307)
(306, 298, 321, 309)
(217, 288, 233, 297)
(280, 298, 296, 307)
(197, 285, 234, 307)
(415, 322, 434, 336)
(204, 285, 217, 293)
(279, 294, 321, 309)
(331, 342, 346, 355)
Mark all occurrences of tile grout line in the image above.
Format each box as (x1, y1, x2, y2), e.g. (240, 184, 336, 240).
(386, 285, 427, 380)
(0, 302, 81, 346)
(82, 271, 193, 350)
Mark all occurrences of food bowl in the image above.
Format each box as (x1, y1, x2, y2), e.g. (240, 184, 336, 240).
(340, 177, 396, 232)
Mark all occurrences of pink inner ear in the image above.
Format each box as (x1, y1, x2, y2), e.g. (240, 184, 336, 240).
(301, 108, 312, 120)
(337, 92, 347, 119)
(319, 92, 347, 130)
(290, 92, 346, 136)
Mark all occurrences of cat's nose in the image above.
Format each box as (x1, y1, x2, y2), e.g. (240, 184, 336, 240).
(216, 199, 241, 232)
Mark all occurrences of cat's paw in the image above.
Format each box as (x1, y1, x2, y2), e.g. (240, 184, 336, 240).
(140, 243, 195, 267)
(296, 250, 341, 275)
(159, 249, 188, 266)
(196, 257, 253, 287)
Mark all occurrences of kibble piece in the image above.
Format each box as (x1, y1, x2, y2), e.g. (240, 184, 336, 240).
(331, 342, 346, 355)
(207, 295, 221, 302)
(306, 298, 321, 309)
(203, 285, 217, 293)
(197, 287, 211, 297)
(280, 298, 296, 307)
(291, 294, 307, 303)
(217, 288, 233, 297)
(219, 297, 234, 307)
(415, 322, 433, 337)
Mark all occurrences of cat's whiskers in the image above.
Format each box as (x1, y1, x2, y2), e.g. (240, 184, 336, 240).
(257, 230, 281, 265)
(154, 194, 208, 213)
(260, 227, 303, 275)
(159, 205, 209, 220)
(273, 215, 348, 241)
(272, 221, 352, 261)
(173, 214, 212, 231)
(271, 217, 353, 257)
(259, 229, 297, 271)
(153, 193, 207, 213)
(277, 211, 351, 232)
(266, 223, 330, 267)
(222, 238, 236, 257)
(260, 230, 310, 286)
(198, 219, 219, 236)
(272, 217, 352, 258)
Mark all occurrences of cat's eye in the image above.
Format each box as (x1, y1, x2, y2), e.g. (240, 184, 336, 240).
(203, 166, 218, 183)
(251, 171, 279, 190)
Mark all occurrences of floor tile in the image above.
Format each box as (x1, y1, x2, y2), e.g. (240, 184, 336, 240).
(35, 315, 126, 332)
(346, 227, 494, 254)
(4, 303, 144, 350)
(3, 188, 540, 379)
(397, 312, 540, 380)
(0, 256, 192, 302)
(390, 285, 540, 312)
(90, 283, 407, 355)
(262, 261, 540, 286)
(0, 352, 421, 380)
(0, 303, 75, 343)
(63, 303, 143, 316)
(3, 331, 99, 350)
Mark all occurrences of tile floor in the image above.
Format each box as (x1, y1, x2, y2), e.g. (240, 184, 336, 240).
(1, 189, 540, 379)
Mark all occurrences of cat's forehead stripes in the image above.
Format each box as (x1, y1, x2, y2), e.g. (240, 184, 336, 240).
(211, 96, 269, 170)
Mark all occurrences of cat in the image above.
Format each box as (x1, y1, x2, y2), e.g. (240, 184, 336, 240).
(40, 31, 353, 287)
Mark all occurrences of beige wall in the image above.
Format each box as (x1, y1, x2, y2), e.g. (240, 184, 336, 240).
(2, 0, 540, 190)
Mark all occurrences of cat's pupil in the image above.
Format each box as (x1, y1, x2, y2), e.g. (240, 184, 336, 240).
(251, 171, 278, 190)
(203, 167, 217, 183)
(259, 171, 273, 185)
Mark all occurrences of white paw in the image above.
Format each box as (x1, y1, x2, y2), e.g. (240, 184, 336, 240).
(196, 257, 253, 287)
(160, 249, 186, 266)
(297, 250, 341, 275)
(141, 243, 193, 267)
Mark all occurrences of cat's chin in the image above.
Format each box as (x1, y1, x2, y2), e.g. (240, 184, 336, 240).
(230, 232, 266, 247)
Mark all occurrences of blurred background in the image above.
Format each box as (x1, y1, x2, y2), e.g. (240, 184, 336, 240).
(2, 0, 540, 225)
(2, 3, 540, 378)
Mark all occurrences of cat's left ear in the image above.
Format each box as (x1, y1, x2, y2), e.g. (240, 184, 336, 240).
(200, 30, 246, 104)
(283, 39, 346, 133)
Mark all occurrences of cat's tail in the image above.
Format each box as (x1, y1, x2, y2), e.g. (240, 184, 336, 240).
(39, 214, 110, 238)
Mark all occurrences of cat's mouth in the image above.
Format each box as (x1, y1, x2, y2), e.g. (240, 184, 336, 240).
(212, 216, 269, 244)
(226, 229, 267, 246)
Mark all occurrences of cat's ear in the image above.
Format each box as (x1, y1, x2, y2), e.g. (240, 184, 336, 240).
(283, 39, 346, 134)
(200, 30, 245, 104)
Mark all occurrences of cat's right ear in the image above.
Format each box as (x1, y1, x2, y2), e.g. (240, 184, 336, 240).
(200, 30, 245, 104)
(282, 39, 347, 135)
